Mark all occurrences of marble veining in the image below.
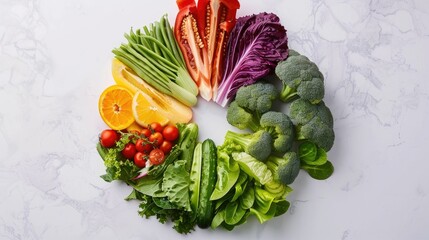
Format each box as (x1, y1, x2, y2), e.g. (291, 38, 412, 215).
(1, 0, 428, 239)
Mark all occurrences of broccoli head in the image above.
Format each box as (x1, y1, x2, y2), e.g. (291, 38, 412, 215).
(235, 82, 279, 114)
(266, 152, 300, 185)
(260, 111, 294, 154)
(289, 99, 335, 151)
(275, 49, 325, 104)
(226, 101, 261, 132)
(224, 130, 273, 162)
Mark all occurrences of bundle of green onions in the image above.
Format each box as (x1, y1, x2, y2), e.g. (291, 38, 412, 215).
(113, 15, 198, 107)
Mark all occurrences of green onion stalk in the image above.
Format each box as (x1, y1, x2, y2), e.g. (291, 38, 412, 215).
(112, 15, 198, 107)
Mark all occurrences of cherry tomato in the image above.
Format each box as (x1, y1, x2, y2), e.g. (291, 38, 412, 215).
(160, 140, 173, 154)
(162, 125, 180, 141)
(133, 152, 147, 168)
(135, 138, 153, 153)
(100, 129, 119, 148)
(149, 132, 164, 147)
(150, 122, 163, 133)
(140, 128, 152, 138)
(149, 149, 165, 165)
(122, 143, 137, 159)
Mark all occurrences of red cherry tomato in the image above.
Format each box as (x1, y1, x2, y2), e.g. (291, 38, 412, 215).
(149, 132, 164, 147)
(140, 128, 152, 138)
(149, 149, 165, 165)
(150, 122, 164, 133)
(133, 152, 147, 168)
(122, 143, 137, 159)
(135, 138, 153, 153)
(99, 129, 119, 148)
(162, 125, 179, 141)
(160, 140, 173, 154)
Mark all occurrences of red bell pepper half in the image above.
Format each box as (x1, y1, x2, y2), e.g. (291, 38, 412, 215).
(175, 0, 240, 101)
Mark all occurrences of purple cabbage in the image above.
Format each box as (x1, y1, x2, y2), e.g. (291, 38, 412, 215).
(214, 12, 288, 107)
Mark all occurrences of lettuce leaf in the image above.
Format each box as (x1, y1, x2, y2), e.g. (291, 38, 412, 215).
(97, 142, 139, 182)
(232, 152, 273, 185)
(162, 160, 191, 211)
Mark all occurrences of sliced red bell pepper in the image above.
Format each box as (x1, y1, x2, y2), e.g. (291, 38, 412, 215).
(210, 19, 236, 99)
(197, 0, 240, 99)
(197, 0, 240, 63)
(175, 0, 212, 100)
(175, 0, 240, 101)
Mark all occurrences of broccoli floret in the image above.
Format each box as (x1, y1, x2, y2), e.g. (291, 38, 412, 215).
(235, 82, 279, 114)
(260, 111, 294, 154)
(226, 101, 261, 132)
(266, 152, 300, 185)
(224, 130, 273, 162)
(275, 49, 325, 104)
(289, 99, 335, 151)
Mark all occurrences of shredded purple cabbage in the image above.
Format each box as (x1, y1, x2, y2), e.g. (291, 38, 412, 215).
(214, 12, 288, 107)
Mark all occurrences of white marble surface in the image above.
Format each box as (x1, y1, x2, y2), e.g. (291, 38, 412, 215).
(1, 0, 429, 239)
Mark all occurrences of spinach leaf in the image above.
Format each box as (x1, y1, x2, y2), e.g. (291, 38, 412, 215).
(215, 191, 235, 210)
(250, 204, 276, 224)
(309, 147, 328, 166)
(274, 199, 290, 217)
(299, 141, 328, 166)
(224, 202, 247, 225)
(240, 184, 255, 210)
(210, 151, 240, 200)
(231, 171, 248, 201)
(301, 160, 334, 180)
(298, 141, 317, 162)
(220, 211, 250, 231)
(211, 209, 225, 229)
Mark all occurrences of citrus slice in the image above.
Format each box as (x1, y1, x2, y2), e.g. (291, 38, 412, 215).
(112, 58, 193, 124)
(132, 91, 170, 127)
(99, 85, 134, 130)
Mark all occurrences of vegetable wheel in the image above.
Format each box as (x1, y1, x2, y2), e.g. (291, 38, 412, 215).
(96, 0, 335, 235)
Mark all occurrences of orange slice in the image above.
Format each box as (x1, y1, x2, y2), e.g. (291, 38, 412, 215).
(112, 58, 193, 124)
(99, 85, 134, 130)
(132, 91, 170, 127)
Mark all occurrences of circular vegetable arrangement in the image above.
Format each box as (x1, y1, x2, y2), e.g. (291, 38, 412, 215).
(96, 0, 335, 234)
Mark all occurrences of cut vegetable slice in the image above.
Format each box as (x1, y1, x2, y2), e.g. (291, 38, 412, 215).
(113, 58, 193, 124)
(175, 0, 211, 100)
(197, 0, 240, 98)
(99, 85, 135, 130)
(132, 91, 170, 127)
